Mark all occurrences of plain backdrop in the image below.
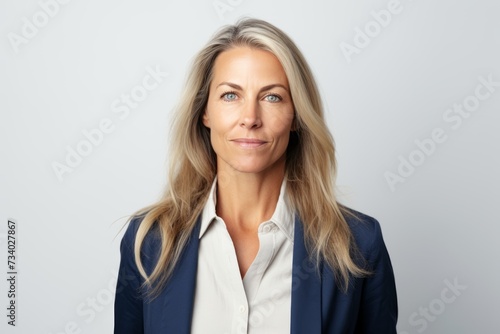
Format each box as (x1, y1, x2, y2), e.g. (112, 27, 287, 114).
(1, 0, 499, 333)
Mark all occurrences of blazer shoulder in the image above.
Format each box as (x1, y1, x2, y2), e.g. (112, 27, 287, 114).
(121, 214, 162, 273)
(340, 206, 386, 260)
(122, 215, 143, 243)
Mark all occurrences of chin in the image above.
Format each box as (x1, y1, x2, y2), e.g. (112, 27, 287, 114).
(230, 164, 268, 174)
(230, 160, 285, 175)
(217, 154, 286, 176)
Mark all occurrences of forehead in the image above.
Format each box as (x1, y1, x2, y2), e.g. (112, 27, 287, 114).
(211, 46, 289, 87)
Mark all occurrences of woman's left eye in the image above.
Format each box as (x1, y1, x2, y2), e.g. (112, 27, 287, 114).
(264, 94, 281, 103)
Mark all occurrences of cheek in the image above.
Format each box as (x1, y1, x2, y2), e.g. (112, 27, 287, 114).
(207, 115, 235, 152)
(205, 102, 240, 132)
(209, 116, 234, 138)
(268, 113, 294, 138)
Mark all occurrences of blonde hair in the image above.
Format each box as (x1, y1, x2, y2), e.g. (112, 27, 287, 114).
(130, 18, 369, 298)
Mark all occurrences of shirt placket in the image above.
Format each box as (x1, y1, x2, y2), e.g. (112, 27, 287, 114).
(217, 218, 250, 334)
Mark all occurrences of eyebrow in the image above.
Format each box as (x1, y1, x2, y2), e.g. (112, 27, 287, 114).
(216, 82, 289, 92)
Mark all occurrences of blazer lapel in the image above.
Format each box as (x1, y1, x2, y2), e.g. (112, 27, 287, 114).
(290, 215, 322, 334)
(160, 218, 201, 333)
(155, 216, 323, 333)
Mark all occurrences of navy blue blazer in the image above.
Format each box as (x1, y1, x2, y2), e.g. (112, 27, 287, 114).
(114, 209, 398, 333)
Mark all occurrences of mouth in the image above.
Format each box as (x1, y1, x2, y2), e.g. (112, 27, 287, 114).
(231, 138, 268, 148)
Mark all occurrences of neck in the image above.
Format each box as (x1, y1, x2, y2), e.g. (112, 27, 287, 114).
(215, 164, 285, 232)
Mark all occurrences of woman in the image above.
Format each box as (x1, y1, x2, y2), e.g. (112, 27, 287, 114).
(114, 18, 398, 334)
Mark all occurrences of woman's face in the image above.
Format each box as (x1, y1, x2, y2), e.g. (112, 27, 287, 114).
(203, 46, 295, 177)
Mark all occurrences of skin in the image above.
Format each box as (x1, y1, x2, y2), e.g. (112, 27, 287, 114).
(203, 46, 295, 278)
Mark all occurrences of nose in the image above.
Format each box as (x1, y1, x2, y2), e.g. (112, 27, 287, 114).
(239, 99, 262, 129)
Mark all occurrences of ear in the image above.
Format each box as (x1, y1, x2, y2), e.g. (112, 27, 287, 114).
(202, 109, 210, 128)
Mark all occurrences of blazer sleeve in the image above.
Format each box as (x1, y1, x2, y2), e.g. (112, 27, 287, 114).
(355, 217, 398, 333)
(114, 217, 145, 334)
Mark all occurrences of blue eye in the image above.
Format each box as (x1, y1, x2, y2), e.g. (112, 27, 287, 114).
(222, 92, 237, 101)
(265, 94, 281, 103)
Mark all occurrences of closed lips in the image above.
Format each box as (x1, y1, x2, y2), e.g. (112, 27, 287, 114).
(232, 138, 267, 146)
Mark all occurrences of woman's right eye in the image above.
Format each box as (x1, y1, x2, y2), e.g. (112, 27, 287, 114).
(221, 92, 237, 101)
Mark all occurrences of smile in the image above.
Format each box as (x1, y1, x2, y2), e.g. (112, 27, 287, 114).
(231, 138, 268, 148)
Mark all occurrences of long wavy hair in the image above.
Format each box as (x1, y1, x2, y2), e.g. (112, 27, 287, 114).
(130, 17, 369, 298)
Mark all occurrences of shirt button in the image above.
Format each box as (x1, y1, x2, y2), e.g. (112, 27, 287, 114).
(239, 305, 246, 313)
(263, 225, 271, 233)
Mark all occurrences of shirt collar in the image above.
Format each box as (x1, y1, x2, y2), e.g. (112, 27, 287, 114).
(199, 177, 294, 242)
(199, 178, 218, 239)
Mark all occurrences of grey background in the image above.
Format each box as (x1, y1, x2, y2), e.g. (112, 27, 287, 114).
(1, 0, 499, 333)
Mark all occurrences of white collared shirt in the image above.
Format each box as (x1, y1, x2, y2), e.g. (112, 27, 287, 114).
(191, 179, 295, 334)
